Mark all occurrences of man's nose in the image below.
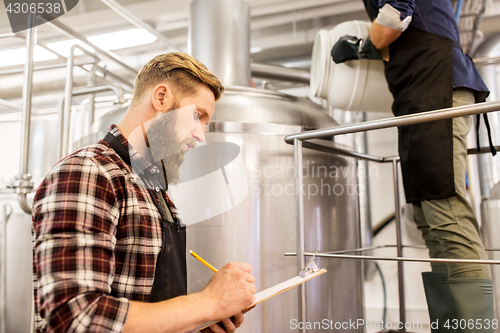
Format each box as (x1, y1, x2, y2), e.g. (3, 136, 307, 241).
(192, 122, 205, 142)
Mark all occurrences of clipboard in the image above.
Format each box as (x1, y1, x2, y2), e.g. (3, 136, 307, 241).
(190, 256, 326, 333)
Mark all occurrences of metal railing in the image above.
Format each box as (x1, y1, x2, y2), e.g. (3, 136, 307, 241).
(5, 14, 138, 214)
(284, 99, 500, 333)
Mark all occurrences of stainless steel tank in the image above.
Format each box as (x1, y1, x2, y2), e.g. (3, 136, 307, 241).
(91, 86, 364, 332)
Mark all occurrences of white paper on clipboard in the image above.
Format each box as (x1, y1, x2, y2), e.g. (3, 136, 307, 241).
(190, 268, 327, 333)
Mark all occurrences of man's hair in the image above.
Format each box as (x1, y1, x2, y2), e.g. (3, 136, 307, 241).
(131, 52, 224, 107)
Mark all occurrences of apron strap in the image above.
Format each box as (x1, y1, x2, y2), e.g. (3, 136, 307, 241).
(476, 114, 497, 156)
(103, 132, 131, 165)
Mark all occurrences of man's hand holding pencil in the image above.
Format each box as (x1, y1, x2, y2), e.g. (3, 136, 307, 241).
(190, 251, 256, 333)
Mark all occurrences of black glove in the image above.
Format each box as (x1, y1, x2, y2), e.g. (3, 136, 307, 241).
(331, 35, 382, 64)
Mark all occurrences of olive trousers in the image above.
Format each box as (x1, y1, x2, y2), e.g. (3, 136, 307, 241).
(413, 88, 491, 279)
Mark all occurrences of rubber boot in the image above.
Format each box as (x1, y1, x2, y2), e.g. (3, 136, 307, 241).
(448, 278, 494, 333)
(422, 271, 457, 333)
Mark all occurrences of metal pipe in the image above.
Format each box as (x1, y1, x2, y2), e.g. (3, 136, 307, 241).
(45, 18, 138, 76)
(294, 138, 307, 333)
(59, 84, 126, 159)
(0, 32, 16, 38)
(473, 56, 500, 66)
(100, 0, 179, 51)
(467, 146, 500, 155)
(62, 45, 100, 157)
(17, 26, 37, 215)
(72, 85, 126, 101)
(18, 195, 33, 215)
(0, 204, 11, 333)
(0, 99, 22, 110)
(284, 252, 500, 265)
(0, 62, 134, 91)
(57, 98, 65, 161)
(354, 112, 375, 280)
(323, 244, 429, 254)
(393, 160, 406, 332)
(302, 140, 387, 162)
(0, 62, 72, 75)
(302, 139, 495, 166)
(189, 0, 251, 87)
(88, 66, 98, 129)
(250, 63, 310, 84)
(284, 100, 500, 144)
(20, 28, 35, 176)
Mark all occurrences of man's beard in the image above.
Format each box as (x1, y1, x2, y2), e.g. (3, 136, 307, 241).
(145, 103, 196, 186)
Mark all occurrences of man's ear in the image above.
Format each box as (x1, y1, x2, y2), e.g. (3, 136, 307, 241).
(151, 84, 171, 112)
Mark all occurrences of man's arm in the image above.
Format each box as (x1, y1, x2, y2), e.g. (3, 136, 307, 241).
(123, 263, 256, 333)
(369, 20, 402, 50)
(369, 1, 413, 49)
(33, 155, 129, 333)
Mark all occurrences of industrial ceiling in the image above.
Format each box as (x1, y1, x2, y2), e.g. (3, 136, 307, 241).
(0, 0, 499, 108)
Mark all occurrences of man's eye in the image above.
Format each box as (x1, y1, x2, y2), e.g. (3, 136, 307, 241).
(193, 112, 200, 120)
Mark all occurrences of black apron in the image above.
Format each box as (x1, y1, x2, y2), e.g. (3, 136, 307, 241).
(103, 132, 187, 303)
(386, 27, 456, 203)
(363, 0, 456, 203)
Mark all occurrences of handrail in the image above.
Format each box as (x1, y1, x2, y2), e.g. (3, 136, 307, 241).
(474, 55, 500, 66)
(285, 99, 500, 144)
(284, 252, 500, 265)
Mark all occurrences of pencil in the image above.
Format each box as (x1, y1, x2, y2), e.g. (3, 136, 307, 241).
(189, 250, 218, 273)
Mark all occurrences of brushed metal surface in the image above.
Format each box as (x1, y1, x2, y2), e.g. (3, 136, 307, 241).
(189, 0, 251, 87)
(186, 131, 363, 332)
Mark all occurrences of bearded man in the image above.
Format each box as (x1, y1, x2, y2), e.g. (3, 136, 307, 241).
(32, 52, 256, 333)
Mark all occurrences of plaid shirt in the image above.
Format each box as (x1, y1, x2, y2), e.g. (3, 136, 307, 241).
(32, 125, 182, 333)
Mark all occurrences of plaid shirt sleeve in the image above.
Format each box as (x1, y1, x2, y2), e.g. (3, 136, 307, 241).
(32, 152, 130, 333)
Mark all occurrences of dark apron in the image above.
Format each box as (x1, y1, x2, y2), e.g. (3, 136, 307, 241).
(363, 0, 456, 203)
(386, 27, 456, 203)
(103, 132, 187, 303)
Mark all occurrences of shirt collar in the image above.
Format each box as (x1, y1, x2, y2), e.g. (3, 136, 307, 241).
(107, 124, 163, 182)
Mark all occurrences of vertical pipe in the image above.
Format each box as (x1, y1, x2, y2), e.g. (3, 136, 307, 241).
(62, 47, 76, 157)
(353, 112, 375, 280)
(19, 27, 35, 176)
(392, 160, 406, 332)
(62, 45, 99, 157)
(0, 204, 8, 333)
(57, 98, 65, 161)
(294, 138, 307, 333)
(189, 0, 251, 87)
(17, 25, 36, 215)
(88, 65, 98, 132)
